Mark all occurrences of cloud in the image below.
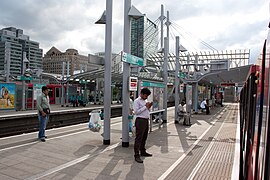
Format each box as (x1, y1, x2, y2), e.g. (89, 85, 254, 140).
(0, 0, 268, 61)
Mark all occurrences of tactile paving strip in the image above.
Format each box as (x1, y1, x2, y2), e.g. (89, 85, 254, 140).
(165, 105, 238, 180)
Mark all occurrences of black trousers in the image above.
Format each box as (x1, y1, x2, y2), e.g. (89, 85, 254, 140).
(134, 117, 149, 157)
(206, 105, 210, 115)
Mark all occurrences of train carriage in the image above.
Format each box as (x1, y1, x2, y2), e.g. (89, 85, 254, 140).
(239, 23, 270, 180)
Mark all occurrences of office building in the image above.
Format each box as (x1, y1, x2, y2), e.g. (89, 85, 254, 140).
(130, 16, 159, 59)
(43, 47, 101, 75)
(0, 27, 43, 78)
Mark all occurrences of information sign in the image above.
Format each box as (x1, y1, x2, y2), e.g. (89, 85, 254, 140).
(122, 51, 145, 66)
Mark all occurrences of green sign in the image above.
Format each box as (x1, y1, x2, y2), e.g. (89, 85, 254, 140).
(122, 52, 145, 66)
(178, 72, 187, 79)
(18, 76, 33, 81)
(141, 81, 165, 88)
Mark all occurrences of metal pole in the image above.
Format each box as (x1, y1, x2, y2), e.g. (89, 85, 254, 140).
(66, 61, 70, 107)
(166, 11, 170, 46)
(103, 0, 113, 145)
(162, 11, 170, 123)
(22, 52, 28, 111)
(61, 61, 65, 107)
(194, 53, 199, 114)
(122, 0, 131, 147)
(194, 82, 198, 113)
(159, 5, 165, 49)
(175, 36, 180, 121)
(5, 42, 10, 83)
(162, 37, 168, 122)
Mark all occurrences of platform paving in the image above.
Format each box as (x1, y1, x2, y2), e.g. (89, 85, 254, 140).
(0, 103, 239, 180)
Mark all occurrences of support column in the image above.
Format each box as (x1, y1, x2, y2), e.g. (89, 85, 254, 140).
(159, 5, 165, 49)
(122, 0, 131, 147)
(66, 61, 70, 107)
(174, 36, 180, 121)
(103, 0, 113, 145)
(194, 82, 198, 114)
(61, 61, 65, 107)
(162, 37, 168, 122)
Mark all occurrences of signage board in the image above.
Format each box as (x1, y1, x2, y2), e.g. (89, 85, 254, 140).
(129, 77, 138, 91)
(18, 76, 33, 81)
(122, 51, 145, 66)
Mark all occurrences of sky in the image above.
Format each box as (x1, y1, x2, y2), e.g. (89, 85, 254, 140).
(0, 0, 269, 64)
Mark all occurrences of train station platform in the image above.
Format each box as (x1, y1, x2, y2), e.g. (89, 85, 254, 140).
(0, 103, 239, 180)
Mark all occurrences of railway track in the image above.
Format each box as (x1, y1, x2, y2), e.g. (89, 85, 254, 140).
(0, 102, 175, 137)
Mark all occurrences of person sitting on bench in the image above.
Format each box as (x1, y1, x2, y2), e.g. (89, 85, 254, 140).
(176, 101, 186, 123)
(200, 99, 210, 115)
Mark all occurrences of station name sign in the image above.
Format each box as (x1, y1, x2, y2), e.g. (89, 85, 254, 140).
(121, 51, 145, 66)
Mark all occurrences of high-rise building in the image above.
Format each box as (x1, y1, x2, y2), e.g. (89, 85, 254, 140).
(0, 27, 43, 78)
(130, 16, 159, 59)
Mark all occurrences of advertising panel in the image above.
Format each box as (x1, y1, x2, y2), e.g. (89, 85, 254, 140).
(0, 83, 16, 109)
(140, 81, 165, 111)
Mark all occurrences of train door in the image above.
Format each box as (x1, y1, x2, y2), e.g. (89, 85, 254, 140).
(55, 87, 61, 104)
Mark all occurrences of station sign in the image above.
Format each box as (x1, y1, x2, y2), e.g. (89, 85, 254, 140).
(121, 51, 145, 66)
(141, 81, 165, 88)
(178, 72, 187, 79)
(17, 76, 33, 81)
(129, 77, 138, 91)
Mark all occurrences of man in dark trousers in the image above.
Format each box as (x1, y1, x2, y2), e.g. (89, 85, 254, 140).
(133, 88, 153, 163)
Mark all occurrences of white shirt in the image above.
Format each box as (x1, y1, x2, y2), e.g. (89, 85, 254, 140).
(178, 104, 186, 113)
(133, 97, 150, 119)
(200, 100, 207, 109)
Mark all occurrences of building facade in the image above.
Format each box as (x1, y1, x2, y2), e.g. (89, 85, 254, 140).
(43, 47, 101, 75)
(130, 16, 159, 59)
(0, 27, 43, 78)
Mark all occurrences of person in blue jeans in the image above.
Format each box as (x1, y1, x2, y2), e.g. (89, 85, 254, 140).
(36, 86, 51, 142)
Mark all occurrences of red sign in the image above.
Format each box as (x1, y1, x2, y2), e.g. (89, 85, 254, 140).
(129, 77, 138, 91)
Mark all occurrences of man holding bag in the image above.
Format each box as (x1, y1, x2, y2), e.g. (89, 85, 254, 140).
(36, 86, 50, 142)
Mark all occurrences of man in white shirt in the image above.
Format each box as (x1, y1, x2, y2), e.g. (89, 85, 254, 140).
(200, 99, 207, 111)
(133, 88, 153, 163)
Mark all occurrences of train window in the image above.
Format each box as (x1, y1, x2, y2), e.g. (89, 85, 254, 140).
(55, 88, 60, 97)
(48, 88, 53, 98)
(27, 88, 33, 98)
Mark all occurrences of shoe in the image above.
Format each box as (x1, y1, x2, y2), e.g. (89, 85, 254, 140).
(141, 152, 152, 157)
(45, 136, 48, 139)
(40, 139, 46, 142)
(135, 156, 143, 163)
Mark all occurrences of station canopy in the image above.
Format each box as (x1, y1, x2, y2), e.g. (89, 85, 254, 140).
(146, 49, 251, 86)
(51, 49, 251, 87)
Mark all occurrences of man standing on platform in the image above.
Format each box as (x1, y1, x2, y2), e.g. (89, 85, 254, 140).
(36, 86, 51, 142)
(133, 87, 153, 163)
